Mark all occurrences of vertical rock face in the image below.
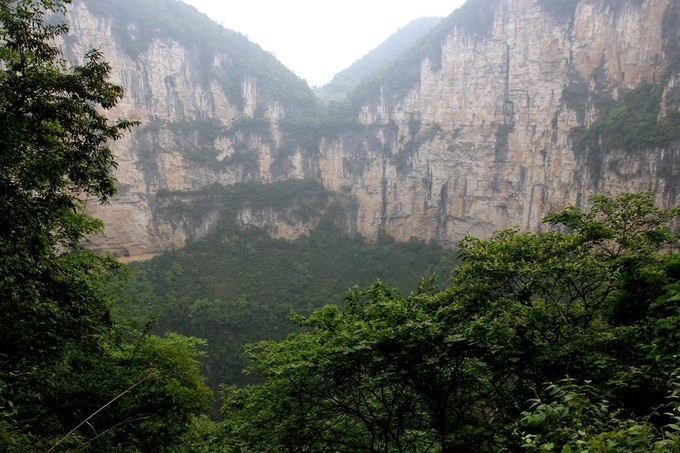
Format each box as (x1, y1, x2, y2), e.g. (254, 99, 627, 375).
(64, 0, 680, 259)
(321, 0, 679, 246)
(63, 0, 314, 258)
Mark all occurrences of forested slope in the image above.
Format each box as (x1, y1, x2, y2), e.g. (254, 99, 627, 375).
(121, 211, 456, 390)
(315, 17, 442, 100)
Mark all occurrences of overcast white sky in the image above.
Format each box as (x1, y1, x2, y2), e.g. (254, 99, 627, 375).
(181, 1, 467, 87)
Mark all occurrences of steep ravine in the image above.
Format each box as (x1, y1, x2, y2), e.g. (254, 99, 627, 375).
(64, 0, 680, 260)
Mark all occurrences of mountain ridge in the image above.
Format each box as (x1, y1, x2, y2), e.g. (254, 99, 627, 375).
(315, 17, 443, 101)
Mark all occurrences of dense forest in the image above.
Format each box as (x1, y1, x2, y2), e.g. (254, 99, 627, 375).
(1, 1, 680, 452)
(121, 216, 456, 391)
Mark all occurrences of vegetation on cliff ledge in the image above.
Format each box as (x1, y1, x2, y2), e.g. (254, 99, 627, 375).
(580, 84, 680, 152)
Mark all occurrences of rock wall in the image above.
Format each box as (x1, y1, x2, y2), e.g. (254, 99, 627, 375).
(63, 0, 680, 259)
(63, 1, 308, 259)
(319, 0, 679, 246)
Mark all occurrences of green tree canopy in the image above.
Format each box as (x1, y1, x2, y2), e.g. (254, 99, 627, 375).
(219, 193, 680, 452)
(0, 0, 135, 363)
(0, 1, 210, 450)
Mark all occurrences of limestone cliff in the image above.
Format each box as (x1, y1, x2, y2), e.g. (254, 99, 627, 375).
(62, 0, 318, 259)
(329, 0, 680, 247)
(63, 0, 680, 259)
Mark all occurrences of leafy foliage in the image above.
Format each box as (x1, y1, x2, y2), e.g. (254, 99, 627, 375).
(0, 1, 210, 449)
(0, 0, 131, 389)
(216, 193, 680, 451)
(35, 331, 210, 452)
(519, 375, 680, 452)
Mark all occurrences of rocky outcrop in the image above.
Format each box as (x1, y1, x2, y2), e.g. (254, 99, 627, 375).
(63, 0, 680, 259)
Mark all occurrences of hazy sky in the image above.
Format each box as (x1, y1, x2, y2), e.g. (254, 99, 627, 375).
(181, 0, 467, 87)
